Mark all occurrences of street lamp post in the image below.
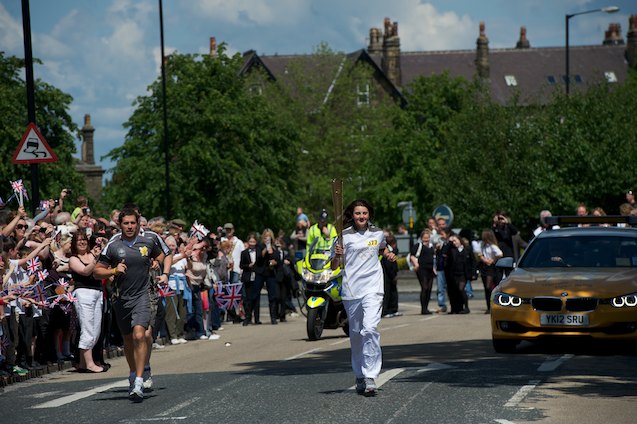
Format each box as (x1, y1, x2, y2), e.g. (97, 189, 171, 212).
(566, 6, 619, 95)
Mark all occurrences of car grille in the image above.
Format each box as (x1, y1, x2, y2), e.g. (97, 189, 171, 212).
(531, 297, 563, 312)
(566, 297, 598, 312)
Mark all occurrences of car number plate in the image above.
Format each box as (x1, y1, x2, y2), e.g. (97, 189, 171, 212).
(540, 314, 589, 326)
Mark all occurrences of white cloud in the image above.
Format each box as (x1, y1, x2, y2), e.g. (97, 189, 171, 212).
(394, 3, 475, 51)
(0, 4, 23, 52)
(191, 0, 310, 25)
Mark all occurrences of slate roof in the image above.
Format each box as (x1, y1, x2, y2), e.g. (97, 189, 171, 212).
(379, 44, 629, 104)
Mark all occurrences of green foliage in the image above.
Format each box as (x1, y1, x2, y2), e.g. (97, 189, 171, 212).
(103, 50, 302, 235)
(0, 52, 85, 210)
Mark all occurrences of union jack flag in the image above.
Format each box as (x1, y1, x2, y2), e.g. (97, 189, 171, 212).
(57, 278, 69, 288)
(33, 284, 47, 303)
(0, 335, 11, 355)
(10, 179, 24, 194)
(65, 291, 77, 303)
(216, 283, 243, 311)
(26, 257, 41, 274)
(36, 269, 49, 282)
(157, 284, 175, 297)
(190, 220, 210, 241)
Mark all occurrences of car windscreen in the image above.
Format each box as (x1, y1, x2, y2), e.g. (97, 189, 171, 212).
(519, 235, 637, 268)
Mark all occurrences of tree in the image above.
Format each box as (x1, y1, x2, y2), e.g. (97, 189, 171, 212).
(0, 52, 85, 211)
(102, 49, 303, 234)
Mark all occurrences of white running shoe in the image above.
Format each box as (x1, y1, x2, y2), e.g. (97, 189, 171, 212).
(129, 381, 144, 403)
(199, 335, 208, 340)
(208, 334, 221, 340)
(178, 338, 188, 344)
(143, 376, 153, 392)
(152, 342, 164, 349)
(364, 378, 377, 397)
(171, 338, 180, 345)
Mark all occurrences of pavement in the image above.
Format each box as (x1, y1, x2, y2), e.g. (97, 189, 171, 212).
(396, 270, 484, 294)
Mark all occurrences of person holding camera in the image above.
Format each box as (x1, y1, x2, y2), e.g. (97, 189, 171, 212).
(491, 211, 518, 259)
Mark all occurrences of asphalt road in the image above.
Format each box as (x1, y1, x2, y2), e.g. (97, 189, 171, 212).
(1, 284, 636, 423)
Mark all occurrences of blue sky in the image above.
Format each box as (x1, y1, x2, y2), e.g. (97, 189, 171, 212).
(0, 0, 633, 178)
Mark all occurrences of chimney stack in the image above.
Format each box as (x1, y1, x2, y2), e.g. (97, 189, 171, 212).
(475, 21, 490, 79)
(516, 26, 530, 49)
(368, 27, 382, 55)
(603, 23, 624, 45)
(628, 15, 637, 69)
(81, 114, 95, 165)
(381, 17, 402, 87)
(210, 37, 217, 56)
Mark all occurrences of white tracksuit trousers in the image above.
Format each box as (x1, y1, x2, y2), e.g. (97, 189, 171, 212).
(343, 292, 383, 379)
(74, 288, 103, 350)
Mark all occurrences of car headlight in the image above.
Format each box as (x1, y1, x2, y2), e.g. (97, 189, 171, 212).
(493, 292, 524, 307)
(610, 293, 637, 308)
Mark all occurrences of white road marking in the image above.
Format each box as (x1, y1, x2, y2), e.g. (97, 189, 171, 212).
(157, 397, 201, 416)
(380, 323, 410, 331)
(538, 354, 573, 372)
(505, 380, 540, 408)
(284, 348, 322, 361)
(494, 420, 517, 424)
(385, 382, 432, 423)
(121, 418, 188, 422)
(31, 379, 128, 409)
(330, 338, 350, 345)
(416, 363, 455, 373)
(419, 315, 439, 322)
(29, 390, 62, 399)
(348, 368, 406, 390)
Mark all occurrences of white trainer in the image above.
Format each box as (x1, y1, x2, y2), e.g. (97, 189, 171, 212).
(208, 334, 221, 340)
(143, 376, 153, 392)
(129, 381, 144, 403)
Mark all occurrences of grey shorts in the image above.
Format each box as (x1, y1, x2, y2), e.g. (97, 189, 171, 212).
(113, 293, 151, 335)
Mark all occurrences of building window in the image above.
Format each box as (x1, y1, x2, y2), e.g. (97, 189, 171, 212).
(605, 71, 618, 83)
(547, 75, 556, 85)
(356, 83, 370, 106)
(574, 74, 583, 84)
(504, 75, 517, 87)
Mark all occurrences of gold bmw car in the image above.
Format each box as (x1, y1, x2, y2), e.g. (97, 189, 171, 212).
(491, 216, 637, 353)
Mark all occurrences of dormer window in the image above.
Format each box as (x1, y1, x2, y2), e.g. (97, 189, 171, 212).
(357, 83, 370, 106)
(504, 75, 517, 87)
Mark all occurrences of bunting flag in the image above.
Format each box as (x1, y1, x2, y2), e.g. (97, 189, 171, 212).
(26, 257, 41, 275)
(216, 283, 243, 311)
(157, 284, 175, 297)
(39, 200, 51, 210)
(190, 220, 210, 241)
(57, 278, 69, 288)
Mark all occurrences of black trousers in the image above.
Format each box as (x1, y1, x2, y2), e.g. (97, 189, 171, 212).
(383, 277, 399, 315)
(417, 268, 435, 314)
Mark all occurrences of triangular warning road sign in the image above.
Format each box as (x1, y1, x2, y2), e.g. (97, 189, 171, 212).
(12, 123, 58, 164)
